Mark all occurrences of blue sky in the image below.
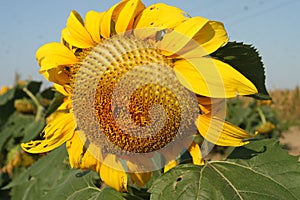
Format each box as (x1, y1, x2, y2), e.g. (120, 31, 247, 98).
(0, 0, 299, 89)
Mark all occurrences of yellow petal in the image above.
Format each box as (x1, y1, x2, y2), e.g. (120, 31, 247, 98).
(181, 21, 228, 58)
(158, 16, 209, 56)
(164, 160, 178, 173)
(127, 161, 152, 187)
(194, 21, 228, 55)
(101, 1, 127, 38)
(100, 154, 128, 192)
(195, 114, 256, 146)
(84, 11, 105, 44)
(62, 10, 95, 48)
(115, 0, 145, 34)
(80, 145, 103, 171)
(81, 142, 103, 170)
(134, 3, 188, 39)
(197, 96, 226, 115)
(173, 57, 258, 98)
(36, 42, 78, 71)
(0, 86, 9, 95)
(66, 131, 84, 168)
(54, 84, 71, 97)
(188, 142, 204, 165)
(56, 98, 72, 113)
(40, 66, 70, 85)
(21, 112, 75, 153)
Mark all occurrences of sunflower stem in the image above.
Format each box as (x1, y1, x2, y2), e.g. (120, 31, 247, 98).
(22, 87, 44, 121)
(256, 107, 266, 124)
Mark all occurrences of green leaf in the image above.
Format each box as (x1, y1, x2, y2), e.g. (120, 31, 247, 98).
(22, 119, 46, 142)
(211, 42, 271, 100)
(0, 88, 16, 106)
(228, 139, 300, 197)
(45, 91, 65, 117)
(125, 187, 151, 200)
(40, 87, 55, 100)
(44, 169, 145, 200)
(98, 187, 127, 200)
(149, 139, 300, 200)
(5, 146, 69, 200)
(0, 112, 35, 151)
(43, 170, 102, 200)
(18, 81, 42, 96)
(0, 100, 15, 128)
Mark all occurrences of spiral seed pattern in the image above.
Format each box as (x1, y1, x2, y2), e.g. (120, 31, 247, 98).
(72, 35, 199, 155)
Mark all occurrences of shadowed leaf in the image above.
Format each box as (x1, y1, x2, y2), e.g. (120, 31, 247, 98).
(149, 139, 300, 200)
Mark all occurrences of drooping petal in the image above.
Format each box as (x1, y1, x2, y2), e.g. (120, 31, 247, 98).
(127, 161, 152, 187)
(66, 131, 84, 168)
(100, 154, 128, 192)
(173, 57, 258, 98)
(21, 112, 75, 153)
(66, 131, 103, 170)
(36, 42, 78, 71)
(157, 16, 209, 56)
(62, 10, 95, 48)
(134, 3, 189, 39)
(81, 142, 103, 170)
(195, 114, 256, 146)
(115, 0, 145, 34)
(164, 160, 178, 173)
(188, 142, 204, 165)
(84, 11, 105, 43)
(80, 150, 99, 170)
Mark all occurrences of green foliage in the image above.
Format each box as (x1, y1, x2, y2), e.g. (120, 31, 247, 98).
(0, 58, 298, 200)
(6, 146, 69, 200)
(149, 139, 300, 200)
(226, 97, 280, 136)
(44, 170, 107, 200)
(0, 81, 62, 195)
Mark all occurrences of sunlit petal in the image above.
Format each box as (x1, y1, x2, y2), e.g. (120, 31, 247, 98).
(174, 57, 258, 98)
(115, 0, 145, 34)
(195, 113, 256, 146)
(36, 42, 78, 71)
(164, 160, 178, 173)
(62, 10, 95, 48)
(101, 1, 127, 38)
(188, 142, 204, 165)
(134, 3, 188, 39)
(84, 10, 105, 43)
(158, 16, 209, 56)
(180, 21, 228, 57)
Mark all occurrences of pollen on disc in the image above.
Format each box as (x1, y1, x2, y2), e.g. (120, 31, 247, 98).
(71, 35, 199, 156)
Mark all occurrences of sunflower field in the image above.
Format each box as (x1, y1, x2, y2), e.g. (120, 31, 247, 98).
(1, 0, 300, 199)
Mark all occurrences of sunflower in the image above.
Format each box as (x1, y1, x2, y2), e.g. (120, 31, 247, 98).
(0, 86, 9, 95)
(21, 0, 259, 192)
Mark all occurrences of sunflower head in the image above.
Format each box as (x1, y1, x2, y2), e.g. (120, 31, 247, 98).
(22, 0, 260, 192)
(72, 32, 202, 172)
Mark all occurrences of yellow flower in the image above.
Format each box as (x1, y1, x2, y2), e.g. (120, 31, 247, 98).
(22, 0, 259, 192)
(0, 86, 9, 95)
